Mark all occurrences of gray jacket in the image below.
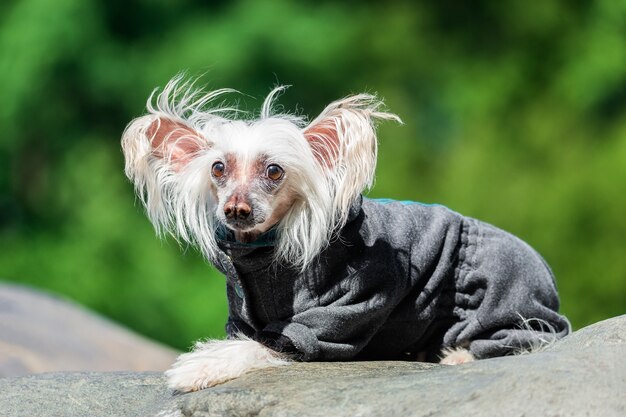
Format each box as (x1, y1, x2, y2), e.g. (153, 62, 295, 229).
(212, 196, 570, 361)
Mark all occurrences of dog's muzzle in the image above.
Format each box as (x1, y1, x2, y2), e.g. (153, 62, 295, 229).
(224, 202, 258, 229)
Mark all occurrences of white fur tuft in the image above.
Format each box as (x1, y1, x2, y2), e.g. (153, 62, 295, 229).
(439, 347, 475, 365)
(511, 315, 565, 354)
(165, 335, 291, 392)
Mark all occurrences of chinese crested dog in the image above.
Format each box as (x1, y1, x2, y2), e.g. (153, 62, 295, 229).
(122, 76, 570, 392)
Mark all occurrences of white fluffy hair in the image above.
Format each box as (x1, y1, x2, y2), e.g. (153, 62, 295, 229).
(165, 335, 290, 391)
(122, 75, 400, 268)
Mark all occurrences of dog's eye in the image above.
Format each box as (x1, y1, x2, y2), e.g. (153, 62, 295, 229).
(266, 164, 284, 181)
(212, 161, 225, 178)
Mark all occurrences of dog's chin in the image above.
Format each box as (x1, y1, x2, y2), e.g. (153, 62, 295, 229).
(225, 220, 272, 244)
(225, 221, 258, 232)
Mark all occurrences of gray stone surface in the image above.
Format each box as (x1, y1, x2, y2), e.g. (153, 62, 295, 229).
(0, 314, 624, 416)
(168, 315, 626, 417)
(0, 283, 178, 376)
(0, 372, 169, 417)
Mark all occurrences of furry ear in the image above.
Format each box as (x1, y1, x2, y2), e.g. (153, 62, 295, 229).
(121, 114, 211, 210)
(123, 115, 208, 175)
(121, 114, 212, 241)
(148, 117, 206, 168)
(303, 94, 401, 224)
(121, 75, 234, 264)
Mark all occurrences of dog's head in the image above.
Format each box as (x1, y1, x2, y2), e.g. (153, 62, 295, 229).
(122, 75, 400, 268)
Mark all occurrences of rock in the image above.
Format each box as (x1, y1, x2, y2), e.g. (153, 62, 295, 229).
(0, 283, 178, 376)
(0, 372, 168, 417)
(0, 314, 624, 416)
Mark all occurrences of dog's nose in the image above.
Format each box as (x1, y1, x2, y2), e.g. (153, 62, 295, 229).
(224, 202, 252, 220)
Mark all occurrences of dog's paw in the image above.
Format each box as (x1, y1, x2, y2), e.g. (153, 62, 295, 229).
(439, 347, 475, 365)
(165, 337, 291, 392)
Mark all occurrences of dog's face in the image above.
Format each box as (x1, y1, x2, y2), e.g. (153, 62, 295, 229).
(203, 121, 302, 242)
(210, 151, 285, 233)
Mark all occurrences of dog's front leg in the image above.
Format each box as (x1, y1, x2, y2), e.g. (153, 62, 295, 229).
(165, 336, 292, 392)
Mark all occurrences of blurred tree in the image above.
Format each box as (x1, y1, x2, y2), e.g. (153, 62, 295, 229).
(0, 0, 624, 349)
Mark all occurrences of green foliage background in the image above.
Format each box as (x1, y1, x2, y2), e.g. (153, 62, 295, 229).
(1, 0, 624, 350)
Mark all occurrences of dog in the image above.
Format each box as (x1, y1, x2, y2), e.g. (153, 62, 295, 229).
(122, 75, 571, 392)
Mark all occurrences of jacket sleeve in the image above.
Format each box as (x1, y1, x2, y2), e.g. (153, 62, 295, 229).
(257, 269, 406, 361)
(258, 299, 398, 361)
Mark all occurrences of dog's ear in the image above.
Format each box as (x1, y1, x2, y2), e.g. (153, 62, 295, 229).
(302, 115, 341, 169)
(121, 114, 213, 240)
(304, 94, 401, 170)
(147, 116, 208, 170)
(303, 95, 401, 218)
(123, 115, 208, 174)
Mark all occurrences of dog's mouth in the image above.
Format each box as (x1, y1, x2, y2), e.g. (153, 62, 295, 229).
(223, 211, 268, 232)
(222, 218, 273, 244)
(224, 218, 259, 231)
(220, 210, 277, 244)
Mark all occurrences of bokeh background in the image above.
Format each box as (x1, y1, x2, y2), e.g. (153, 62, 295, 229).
(1, 0, 624, 350)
